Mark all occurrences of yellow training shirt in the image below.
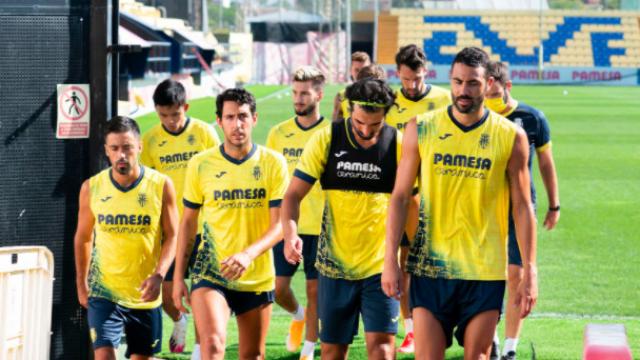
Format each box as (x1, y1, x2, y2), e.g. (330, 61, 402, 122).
(266, 116, 329, 236)
(88, 167, 166, 309)
(141, 117, 220, 216)
(386, 85, 450, 132)
(295, 121, 403, 280)
(184, 144, 289, 292)
(407, 106, 518, 280)
(338, 88, 351, 120)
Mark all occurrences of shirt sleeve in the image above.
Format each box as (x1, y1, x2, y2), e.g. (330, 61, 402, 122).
(140, 133, 154, 168)
(268, 152, 290, 208)
(294, 127, 331, 184)
(182, 155, 203, 209)
(535, 110, 552, 153)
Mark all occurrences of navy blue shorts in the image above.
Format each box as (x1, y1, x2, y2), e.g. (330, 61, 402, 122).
(165, 234, 202, 280)
(191, 279, 275, 316)
(273, 234, 318, 279)
(87, 297, 162, 357)
(318, 274, 399, 344)
(400, 232, 411, 247)
(410, 276, 505, 347)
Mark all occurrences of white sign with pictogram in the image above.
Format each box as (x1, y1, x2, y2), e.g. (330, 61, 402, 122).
(56, 84, 90, 139)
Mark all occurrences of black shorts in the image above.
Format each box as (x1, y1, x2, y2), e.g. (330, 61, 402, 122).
(400, 232, 411, 247)
(88, 297, 162, 358)
(191, 279, 275, 316)
(410, 276, 505, 347)
(165, 234, 202, 281)
(273, 234, 318, 279)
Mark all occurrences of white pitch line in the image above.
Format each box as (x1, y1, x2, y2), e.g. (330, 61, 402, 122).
(530, 312, 640, 321)
(255, 86, 291, 103)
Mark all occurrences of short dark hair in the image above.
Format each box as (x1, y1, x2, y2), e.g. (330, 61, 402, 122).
(215, 88, 257, 118)
(395, 44, 427, 71)
(356, 64, 387, 81)
(351, 51, 371, 64)
(487, 61, 510, 86)
(105, 116, 140, 139)
(345, 78, 396, 115)
(153, 79, 187, 107)
(451, 47, 491, 77)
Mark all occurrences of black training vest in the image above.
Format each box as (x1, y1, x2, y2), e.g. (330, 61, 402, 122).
(320, 120, 398, 194)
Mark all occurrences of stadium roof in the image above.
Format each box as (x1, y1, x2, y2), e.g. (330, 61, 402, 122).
(247, 10, 327, 24)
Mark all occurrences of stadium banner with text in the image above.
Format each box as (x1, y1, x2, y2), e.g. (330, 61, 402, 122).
(382, 65, 640, 86)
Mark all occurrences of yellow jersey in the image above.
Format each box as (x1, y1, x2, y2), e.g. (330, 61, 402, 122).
(184, 144, 289, 292)
(336, 88, 351, 120)
(140, 117, 220, 216)
(407, 107, 518, 280)
(386, 85, 450, 132)
(88, 167, 166, 309)
(266, 116, 329, 235)
(295, 120, 403, 280)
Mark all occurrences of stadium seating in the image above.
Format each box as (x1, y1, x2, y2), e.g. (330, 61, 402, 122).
(391, 9, 640, 68)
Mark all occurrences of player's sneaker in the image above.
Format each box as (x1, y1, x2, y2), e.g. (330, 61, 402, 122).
(169, 314, 187, 353)
(286, 312, 306, 352)
(299, 353, 314, 360)
(490, 341, 500, 360)
(397, 331, 415, 353)
(501, 351, 516, 360)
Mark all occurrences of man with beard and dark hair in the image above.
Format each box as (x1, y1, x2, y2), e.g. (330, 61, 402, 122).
(383, 47, 538, 359)
(486, 61, 559, 360)
(74, 116, 179, 360)
(265, 66, 329, 360)
(282, 78, 413, 359)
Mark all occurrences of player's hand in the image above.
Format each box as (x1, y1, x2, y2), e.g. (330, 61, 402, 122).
(76, 279, 89, 308)
(284, 236, 303, 265)
(515, 265, 538, 318)
(172, 279, 191, 314)
(140, 273, 163, 302)
(381, 257, 403, 300)
(543, 209, 560, 230)
(221, 251, 252, 281)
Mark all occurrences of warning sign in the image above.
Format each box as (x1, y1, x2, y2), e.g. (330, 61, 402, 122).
(56, 84, 90, 139)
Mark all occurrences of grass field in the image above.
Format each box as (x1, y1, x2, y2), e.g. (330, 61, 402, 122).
(135, 84, 640, 359)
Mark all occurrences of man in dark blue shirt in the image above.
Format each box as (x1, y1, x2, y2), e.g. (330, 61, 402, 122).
(485, 61, 561, 360)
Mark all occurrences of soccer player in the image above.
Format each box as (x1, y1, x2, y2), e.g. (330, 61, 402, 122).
(485, 61, 560, 360)
(140, 79, 220, 356)
(332, 51, 371, 122)
(172, 88, 289, 360)
(385, 43, 451, 353)
(74, 116, 179, 360)
(266, 66, 329, 360)
(282, 78, 402, 359)
(382, 47, 539, 359)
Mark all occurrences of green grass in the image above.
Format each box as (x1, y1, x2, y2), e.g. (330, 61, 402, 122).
(135, 84, 640, 359)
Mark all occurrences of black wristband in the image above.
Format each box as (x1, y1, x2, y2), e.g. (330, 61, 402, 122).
(549, 206, 560, 211)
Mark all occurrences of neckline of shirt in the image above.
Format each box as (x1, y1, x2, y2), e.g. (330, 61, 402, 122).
(161, 117, 191, 137)
(219, 143, 258, 165)
(109, 165, 146, 193)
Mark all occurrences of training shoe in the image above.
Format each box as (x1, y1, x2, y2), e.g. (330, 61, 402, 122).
(286, 313, 306, 352)
(501, 351, 517, 360)
(490, 341, 500, 360)
(169, 314, 187, 353)
(397, 331, 415, 353)
(299, 353, 314, 360)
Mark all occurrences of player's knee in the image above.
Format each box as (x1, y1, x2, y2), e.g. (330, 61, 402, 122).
(202, 333, 226, 356)
(367, 341, 394, 360)
(238, 348, 265, 360)
(274, 284, 290, 302)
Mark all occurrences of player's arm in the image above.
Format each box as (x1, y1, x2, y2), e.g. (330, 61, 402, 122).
(281, 177, 314, 264)
(507, 129, 538, 318)
(141, 178, 178, 302)
(332, 92, 344, 122)
(537, 147, 560, 230)
(172, 205, 199, 313)
(74, 180, 95, 309)
(382, 118, 421, 299)
(220, 206, 283, 281)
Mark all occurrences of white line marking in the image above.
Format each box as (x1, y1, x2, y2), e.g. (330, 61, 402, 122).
(255, 86, 291, 103)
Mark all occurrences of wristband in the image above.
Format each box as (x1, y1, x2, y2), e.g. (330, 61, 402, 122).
(549, 205, 560, 211)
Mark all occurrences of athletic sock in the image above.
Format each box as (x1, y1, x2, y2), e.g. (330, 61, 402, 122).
(190, 344, 200, 360)
(300, 340, 315, 357)
(503, 338, 519, 355)
(493, 331, 500, 346)
(291, 304, 305, 321)
(175, 313, 187, 325)
(404, 318, 414, 333)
